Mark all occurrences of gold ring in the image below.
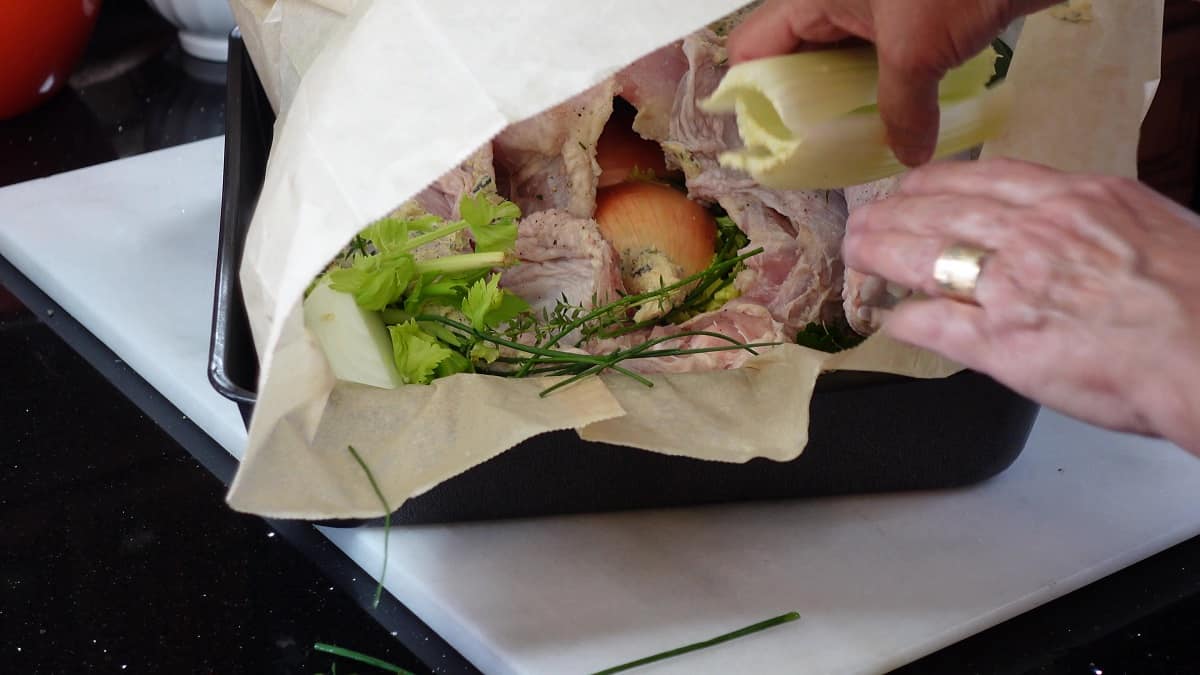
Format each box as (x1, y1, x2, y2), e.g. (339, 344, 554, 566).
(933, 244, 992, 304)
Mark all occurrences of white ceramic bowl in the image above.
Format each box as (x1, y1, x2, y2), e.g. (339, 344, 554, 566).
(145, 0, 237, 62)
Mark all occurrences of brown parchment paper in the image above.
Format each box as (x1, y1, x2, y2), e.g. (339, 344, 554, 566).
(225, 0, 1163, 519)
(979, 0, 1162, 173)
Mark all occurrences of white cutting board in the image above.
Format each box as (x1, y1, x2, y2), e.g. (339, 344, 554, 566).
(2, 140, 1198, 675)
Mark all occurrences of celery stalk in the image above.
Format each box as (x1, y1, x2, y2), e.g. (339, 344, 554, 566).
(703, 47, 882, 130)
(726, 85, 1014, 190)
(702, 46, 1011, 189)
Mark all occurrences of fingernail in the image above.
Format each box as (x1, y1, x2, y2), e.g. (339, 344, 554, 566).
(894, 142, 935, 167)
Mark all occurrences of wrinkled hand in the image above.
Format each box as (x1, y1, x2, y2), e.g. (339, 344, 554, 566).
(844, 159, 1200, 454)
(728, 0, 1055, 166)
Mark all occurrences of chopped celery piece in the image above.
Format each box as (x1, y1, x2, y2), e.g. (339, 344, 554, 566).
(304, 277, 404, 389)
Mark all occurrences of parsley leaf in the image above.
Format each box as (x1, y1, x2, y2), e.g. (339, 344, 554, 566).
(487, 292, 531, 328)
(714, 215, 750, 259)
(330, 252, 417, 311)
(469, 342, 501, 366)
(361, 217, 407, 254)
(462, 276, 530, 331)
(435, 350, 473, 378)
(388, 321, 456, 384)
(461, 193, 520, 254)
(329, 194, 523, 314)
(320, 194, 534, 387)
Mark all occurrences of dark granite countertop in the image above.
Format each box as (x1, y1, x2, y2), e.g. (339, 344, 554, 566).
(1, 2, 1198, 673)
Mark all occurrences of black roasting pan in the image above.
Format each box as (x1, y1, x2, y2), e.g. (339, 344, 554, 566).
(209, 34, 1038, 524)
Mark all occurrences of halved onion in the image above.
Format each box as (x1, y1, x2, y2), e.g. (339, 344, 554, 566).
(595, 182, 717, 321)
(595, 181, 717, 276)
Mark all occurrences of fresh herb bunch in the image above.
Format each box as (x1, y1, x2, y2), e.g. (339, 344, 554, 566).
(504, 245, 767, 379)
(322, 194, 776, 394)
(326, 193, 530, 384)
(422, 247, 776, 397)
(508, 210, 755, 354)
(421, 310, 777, 397)
(329, 193, 521, 312)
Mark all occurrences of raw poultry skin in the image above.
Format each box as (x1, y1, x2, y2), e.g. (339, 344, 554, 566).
(614, 41, 690, 143)
(415, 142, 497, 220)
(486, 15, 857, 372)
(587, 303, 785, 374)
(489, 81, 627, 320)
(662, 30, 849, 336)
(612, 0, 762, 144)
(498, 209, 623, 317)
(493, 79, 618, 219)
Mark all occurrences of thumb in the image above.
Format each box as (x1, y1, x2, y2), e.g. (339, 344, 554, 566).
(875, 55, 942, 167)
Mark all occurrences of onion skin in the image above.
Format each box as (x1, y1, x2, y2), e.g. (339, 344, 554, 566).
(595, 181, 718, 282)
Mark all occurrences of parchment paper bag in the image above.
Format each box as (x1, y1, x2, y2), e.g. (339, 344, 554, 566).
(225, 0, 1163, 518)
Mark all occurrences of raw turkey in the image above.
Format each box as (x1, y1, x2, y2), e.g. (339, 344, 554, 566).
(660, 30, 849, 337)
(584, 302, 785, 374)
(499, 209, 624, 317)
(493, 80, 618, 219)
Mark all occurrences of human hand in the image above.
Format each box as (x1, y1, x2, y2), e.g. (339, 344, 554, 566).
(727, 0, 1055, 166)
(843, 159, 1200, 454)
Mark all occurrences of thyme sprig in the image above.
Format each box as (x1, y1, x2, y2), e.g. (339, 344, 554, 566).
(415, 313, 778, 397)
(316, 193, 775, 394)
(507, 247, 764, 379)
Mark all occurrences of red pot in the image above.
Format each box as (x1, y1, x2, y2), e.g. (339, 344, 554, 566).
(0, 0, 103, 120)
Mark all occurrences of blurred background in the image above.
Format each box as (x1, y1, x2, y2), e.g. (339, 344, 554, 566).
(0, 0, 227, 183)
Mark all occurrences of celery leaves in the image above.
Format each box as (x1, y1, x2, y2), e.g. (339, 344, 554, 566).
(462, 276, 530, 331)
(461, 193, 520, 254)
(322, 194, 532, 383)
(389, 321, 456, 385)
(331, 253, 417, 311)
